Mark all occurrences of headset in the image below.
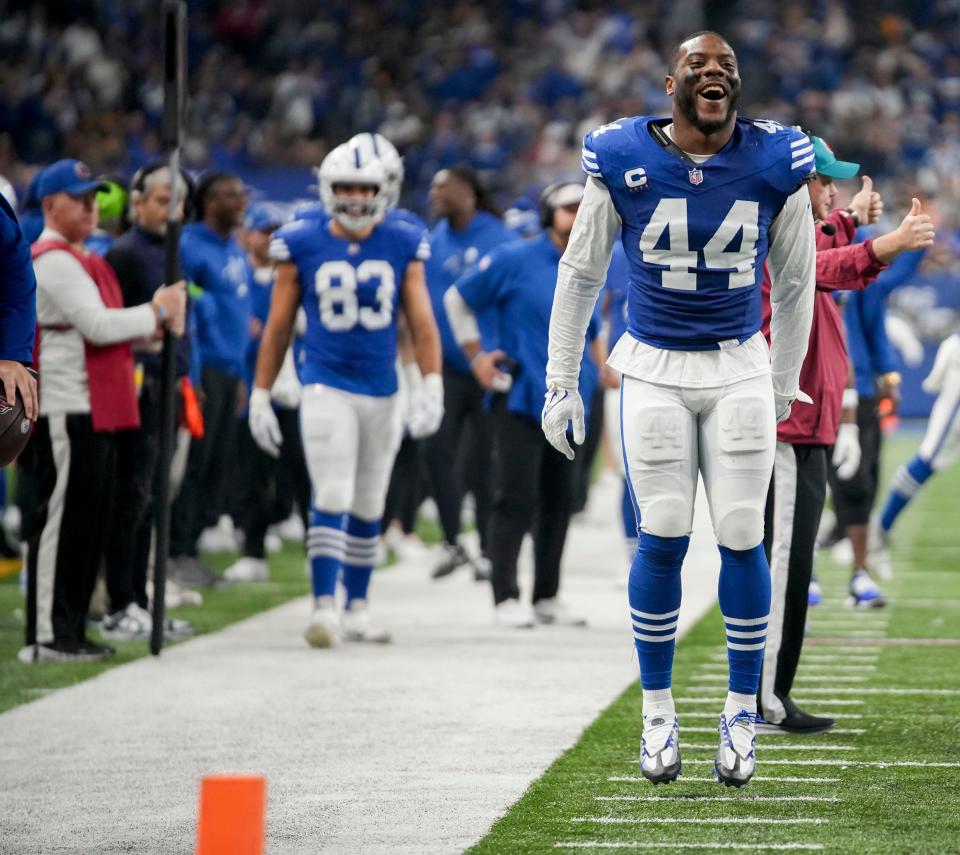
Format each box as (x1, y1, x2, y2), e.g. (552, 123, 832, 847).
(128, 160, 196, 223)
(538, 181, 585, 229)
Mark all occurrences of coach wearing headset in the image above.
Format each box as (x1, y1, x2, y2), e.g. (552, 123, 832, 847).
(444, 181, 610, 629)
(100, 163, 194, 639)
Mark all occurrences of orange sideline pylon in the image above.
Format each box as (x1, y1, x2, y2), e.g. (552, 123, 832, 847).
(196, 774, 266, 855)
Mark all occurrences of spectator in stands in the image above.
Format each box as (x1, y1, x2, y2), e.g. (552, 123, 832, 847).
(169, 172, 250, 587)
(21, 159, 184, 663)
(424, 166, 512, 582)
(100, 163, 194, 640)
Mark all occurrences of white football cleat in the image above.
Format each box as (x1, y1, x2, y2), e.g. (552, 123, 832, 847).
(715, 709, 760, 787)
(342, 599, 392, 643)
(224, 556, 269, 583)
(494, 598, 536, 629)
(639, 714, 681, 784)
(304, 596, 342, 648)
(533, 597, 587, 627)
(198, 515, 238, 553)
(848, 569, 886, 608)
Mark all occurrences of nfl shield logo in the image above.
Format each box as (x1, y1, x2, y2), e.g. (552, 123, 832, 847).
(688, 168, 703, 185)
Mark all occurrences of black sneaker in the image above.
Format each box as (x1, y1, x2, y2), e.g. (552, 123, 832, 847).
(757, 695, 834, 734)
(169, 555, 220, 589)
(32, 640, 112, 663)
(431, 543, 471, 579)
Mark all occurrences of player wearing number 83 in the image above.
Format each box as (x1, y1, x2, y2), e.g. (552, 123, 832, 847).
(251, 140, 441, 648)
(544, 31, 817, 787)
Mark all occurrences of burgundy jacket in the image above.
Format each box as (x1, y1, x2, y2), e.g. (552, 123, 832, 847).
(761, 210, 887, 446)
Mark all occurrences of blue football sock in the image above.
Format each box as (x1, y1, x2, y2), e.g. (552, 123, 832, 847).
(308, 510, 346, 598)
(629, 533, 689, 690)
(880, 456, 933, 533)
(343, 515, 379, 606)
(717, 544, 771, 696)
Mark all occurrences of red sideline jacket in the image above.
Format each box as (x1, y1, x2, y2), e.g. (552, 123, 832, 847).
(761, 210, 887, 446)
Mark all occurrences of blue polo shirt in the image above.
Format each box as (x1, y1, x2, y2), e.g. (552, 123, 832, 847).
(455, 233, 598, 424)
(0, 194, 35, 363)
(180, 222, 251, 378)
(426, 211, 512, 374)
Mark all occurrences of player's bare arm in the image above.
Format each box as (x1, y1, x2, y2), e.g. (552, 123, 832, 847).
(400, 259, 441, 377)
(253, 260, 300, 393)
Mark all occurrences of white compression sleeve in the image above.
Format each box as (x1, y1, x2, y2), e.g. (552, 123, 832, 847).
(546, 177, 621, 390)
(767, 186, 817, 399)
(443, 286, 481, 346)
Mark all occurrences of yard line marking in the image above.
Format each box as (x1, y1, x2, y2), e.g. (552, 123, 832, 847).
(554, 843, 826, 851)
(806, 638, 960, 647)
(759, 760, 960, 767)
(676, 711, 863, 720)
(683, 726, 863, 735)
(689, 673, 869, 683)
(595, 795, 840, 803)
(675, 697, 864, 706)
(570, 817, 828, 826)
(678, 744, 855, 751)
(891, 598, 960, 608)
(684, 686, 960, 696)
(697, 663, 876, 671)
(608, 775, 841, 784)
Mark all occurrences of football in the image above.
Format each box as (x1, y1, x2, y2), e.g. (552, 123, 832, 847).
(0, 369, 35, 466)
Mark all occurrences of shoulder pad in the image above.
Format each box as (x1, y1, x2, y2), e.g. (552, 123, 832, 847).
(744, 118, 815, 192)
(582, 117, 651, 184)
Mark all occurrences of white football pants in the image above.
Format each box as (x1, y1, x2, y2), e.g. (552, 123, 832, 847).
(300, 384, 403, 521)
(620, 372, 776, 550)
(918, 363, 960, 471)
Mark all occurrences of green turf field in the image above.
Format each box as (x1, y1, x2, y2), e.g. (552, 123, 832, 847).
(470, 435, 960, 855)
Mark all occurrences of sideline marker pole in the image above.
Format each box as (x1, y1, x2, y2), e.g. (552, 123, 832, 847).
(151, 0, 187, 656)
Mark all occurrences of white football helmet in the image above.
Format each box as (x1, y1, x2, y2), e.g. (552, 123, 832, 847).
(349, 132, 404, 209)
(318, 142, 389, 232)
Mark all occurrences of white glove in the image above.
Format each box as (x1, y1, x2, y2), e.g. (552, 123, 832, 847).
(408, 372, 444, 439)
(249, 387, 282, 458)
(832, 422, 861, 480)
(922, 333, 960, 394)
(542, 387, 585, 461)
(774, 389, 813, 424)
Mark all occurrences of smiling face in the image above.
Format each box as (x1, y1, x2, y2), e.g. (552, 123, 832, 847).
(666, 33, 741, 138)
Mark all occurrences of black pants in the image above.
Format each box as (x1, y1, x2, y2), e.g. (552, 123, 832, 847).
(383, 436, 424, 534)
(235, 406, 310, 558)
(104, 374, 162, 613)
(22, 414, 115, 646)
(571, 384, 606, 514)
(828, 395, 881, 528)
(487, 404, 576, 605)
(170, 366, 240, 557)
(425, 365, 493, 550)
(760, 443, 828, 722)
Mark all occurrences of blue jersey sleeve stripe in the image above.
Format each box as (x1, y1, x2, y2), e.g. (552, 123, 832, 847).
(791, 154, 815, 170)
(791, 144, 814, 159)
(790, 136, 811, 149)
(581, 163, 602, 177)
(581, 148, 598, 162)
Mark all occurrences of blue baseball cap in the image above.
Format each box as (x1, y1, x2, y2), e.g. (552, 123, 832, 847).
(245, 202, 284, 232)
(36, 159, 107, 200)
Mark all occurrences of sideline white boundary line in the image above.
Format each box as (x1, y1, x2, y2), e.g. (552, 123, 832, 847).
(683, 726, 864, 735)
(680, 744, 854, 752)
(675, 697, 864, 706)
(676, 711, 863, 720)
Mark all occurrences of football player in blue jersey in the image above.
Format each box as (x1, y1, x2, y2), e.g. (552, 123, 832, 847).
(544, 31, 817, 787)
(249, 141, 441, 648)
